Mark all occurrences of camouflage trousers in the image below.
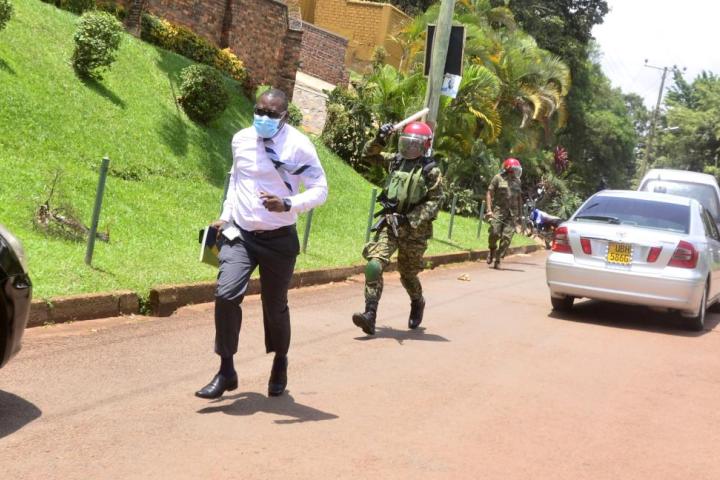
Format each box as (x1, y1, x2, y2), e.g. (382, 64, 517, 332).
(362, 222, 432, 304)
(488, 210, 517, 259)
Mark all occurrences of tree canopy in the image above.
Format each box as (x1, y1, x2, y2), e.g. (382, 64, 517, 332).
(323, 0, 643, 215)
(654, 71, 720, 174)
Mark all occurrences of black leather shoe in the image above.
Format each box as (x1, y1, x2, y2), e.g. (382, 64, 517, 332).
(352, 309, 376, 335)
(408, 296, 425, 329)
(195, 373, 238, 399)
(268, 355, 288, 397)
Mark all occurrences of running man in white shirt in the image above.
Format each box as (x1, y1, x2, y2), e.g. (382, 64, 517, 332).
(196, 89, 328, 399)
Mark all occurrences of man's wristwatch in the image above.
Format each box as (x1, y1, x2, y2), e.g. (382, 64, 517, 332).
(282, 198, 292, 212)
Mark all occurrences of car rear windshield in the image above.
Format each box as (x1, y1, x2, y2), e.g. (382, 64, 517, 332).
(641, 179, 720, 219)
(574, 196, 690, 233)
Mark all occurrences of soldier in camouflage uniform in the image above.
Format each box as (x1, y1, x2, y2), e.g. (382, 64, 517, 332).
(486, 157, 523, 269)
(352, 121, 443, 335)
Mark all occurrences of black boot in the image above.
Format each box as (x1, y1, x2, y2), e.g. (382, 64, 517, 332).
(352, 302, 377, 335)
(487, 249, 495, 265)
(408, 296, 425, 329)
(268, 355, 288, 397)
(195, 373, 238, 399)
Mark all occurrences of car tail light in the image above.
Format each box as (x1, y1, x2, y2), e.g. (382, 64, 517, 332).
(552, 226, 572, 253)
(669, 241, 698, 268)
(580, 237, 592, 254)
(647, 246, 662, 263)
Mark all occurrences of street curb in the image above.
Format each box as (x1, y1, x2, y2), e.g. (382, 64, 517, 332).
(27, 244, 541, 326)
(29, 290, 139, 328)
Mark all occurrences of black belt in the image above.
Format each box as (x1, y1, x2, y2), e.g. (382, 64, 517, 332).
(244, 224, 295, 240)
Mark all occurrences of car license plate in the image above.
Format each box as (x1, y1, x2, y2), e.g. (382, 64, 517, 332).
(607, 242, 632, 265)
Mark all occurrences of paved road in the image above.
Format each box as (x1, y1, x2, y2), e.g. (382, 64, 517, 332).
(2, 251, 720, 479)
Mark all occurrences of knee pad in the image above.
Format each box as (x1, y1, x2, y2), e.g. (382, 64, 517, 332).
(365, 258, 383, 282)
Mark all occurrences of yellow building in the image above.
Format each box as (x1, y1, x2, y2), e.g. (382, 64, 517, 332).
(299, 0, 410, 71)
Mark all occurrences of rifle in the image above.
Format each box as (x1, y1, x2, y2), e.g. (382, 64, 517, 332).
(371, 198, 405, 237)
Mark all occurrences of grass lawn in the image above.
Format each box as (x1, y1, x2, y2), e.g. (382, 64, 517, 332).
(0, 0, 532, 302)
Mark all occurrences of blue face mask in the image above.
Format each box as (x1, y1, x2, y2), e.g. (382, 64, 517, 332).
(253, 114, 282, 138)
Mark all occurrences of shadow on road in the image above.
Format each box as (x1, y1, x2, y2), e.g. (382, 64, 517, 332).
(0, 390, 42, 439)
(196, 391, 338, 424)
(355, 326, 450, 344)
(493, 266, 525, 272)
(504, 260, 543, 267)
(548, 299, 720, 336)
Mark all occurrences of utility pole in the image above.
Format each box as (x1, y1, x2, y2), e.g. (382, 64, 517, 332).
(640, 61, 681, 177)
(423, 0, 456, 128)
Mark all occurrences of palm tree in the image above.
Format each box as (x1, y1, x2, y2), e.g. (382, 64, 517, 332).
(364, 64, 426, 122)
(393, 0, 571, 153)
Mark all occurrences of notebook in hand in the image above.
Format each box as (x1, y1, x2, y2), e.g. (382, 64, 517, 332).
(198, 226, 220, 267)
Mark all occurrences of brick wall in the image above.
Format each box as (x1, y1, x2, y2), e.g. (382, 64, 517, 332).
(116, 0, 304, 98)
(223, 0, 303, 95)
(309, 0, 409, 69)
(298, 0, 316, 22)
(383, 7, 406, 67)
(299, 22, 348, 85)
(147, 0, 227, 45)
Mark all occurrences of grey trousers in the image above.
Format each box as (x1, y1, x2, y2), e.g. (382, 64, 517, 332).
(214, 225, 299, 358)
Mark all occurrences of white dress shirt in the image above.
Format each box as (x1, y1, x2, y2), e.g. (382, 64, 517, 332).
(220, 123, 328, 231)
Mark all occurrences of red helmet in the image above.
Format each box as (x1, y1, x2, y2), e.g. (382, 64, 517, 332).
(399, 121, 433, 159)
(502, 157, 522, 178)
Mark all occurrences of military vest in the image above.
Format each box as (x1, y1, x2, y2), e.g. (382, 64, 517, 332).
(384, 156, 436, 214)
(491, 173, 522, 214)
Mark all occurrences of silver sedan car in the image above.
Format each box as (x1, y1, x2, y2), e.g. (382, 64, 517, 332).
(546, 190, 720, 330)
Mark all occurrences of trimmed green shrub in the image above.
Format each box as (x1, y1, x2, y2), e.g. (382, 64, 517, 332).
(178, 64, 229, 124)
(288, 102, 303, 127)
(71, 11, 123, 79)
(321, 86, 374, 168)
(139, 12, 164, 43)
(214, 48, 246, 83)
(62, 0, 95, 14)
(0, 0, 13, 32)
(96, 1, 125, 20)
(140, 13, 247, 84)
(171, 24, 215, 65)
(39, 0, 97, 15)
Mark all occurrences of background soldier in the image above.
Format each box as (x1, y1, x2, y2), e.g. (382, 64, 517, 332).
(486, 157, 523, 269)
(352, 121, 443, 335)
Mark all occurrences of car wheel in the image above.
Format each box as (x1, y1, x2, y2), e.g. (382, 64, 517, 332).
(551, 295, 574, 312)
(708, 294, 720, 313)
(687, 284, 707, 332)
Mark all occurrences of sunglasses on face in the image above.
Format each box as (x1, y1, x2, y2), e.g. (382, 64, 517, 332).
(254, 107, 286, 119)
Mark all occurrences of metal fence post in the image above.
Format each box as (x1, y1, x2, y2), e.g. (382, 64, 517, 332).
(477, 200, 486, 239)
(447, 195, 458, 239)
(302, 209, 314, 253)
(365, 188, 378, 243)
(85, 156, 110, 266)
